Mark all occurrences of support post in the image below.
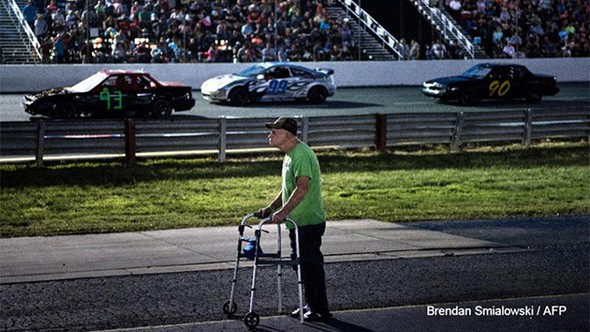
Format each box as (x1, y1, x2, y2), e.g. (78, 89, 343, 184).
(300, 116, 309, 143)
(523, 109, 532, 147)
(218, 116, 227, 162)
(375, 114, 387, 153)
(35, 119, 45, 167)
(451, 111, 465, 152)
(124, 119, 136, 167)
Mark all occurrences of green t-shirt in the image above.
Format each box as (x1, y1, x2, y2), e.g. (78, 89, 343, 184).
(282, 142, 325, 229)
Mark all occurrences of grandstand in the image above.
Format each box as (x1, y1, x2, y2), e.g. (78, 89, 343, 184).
(1, 0, 588, 65)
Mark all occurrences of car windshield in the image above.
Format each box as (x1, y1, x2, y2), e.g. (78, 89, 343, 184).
(68, 72, 109, 93)
(234, 65, 268, 77)
(462, 65, 492, 78)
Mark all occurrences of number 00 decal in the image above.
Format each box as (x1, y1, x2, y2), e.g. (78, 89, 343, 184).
(268, 80, 288, 94)
(489, 80, 511, 97)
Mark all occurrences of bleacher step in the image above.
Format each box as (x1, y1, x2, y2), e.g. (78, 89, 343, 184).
(0, 0, 40, 64)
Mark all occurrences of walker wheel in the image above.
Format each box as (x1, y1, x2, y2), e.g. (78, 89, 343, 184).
(223, 300, 238, 316)
(244, 311, 260, 329)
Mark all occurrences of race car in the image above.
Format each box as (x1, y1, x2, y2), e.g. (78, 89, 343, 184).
(200, 62, 336, 106)
(22, 70, 195, 118)
(422, 63, 559, 105)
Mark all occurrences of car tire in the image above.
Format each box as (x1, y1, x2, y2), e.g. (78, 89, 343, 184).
(76, 109, 95, 118)
(150, 99, 173, 118)
(229, 87, 249, 106)
(525, 90, 542, 103)
(52, 102, 76, 118)
(459, 89, 476, 106)
(307, 86, 328, 104)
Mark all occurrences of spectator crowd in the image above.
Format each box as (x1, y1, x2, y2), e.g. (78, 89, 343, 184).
(20, 0, 589, 64)
(445, 0, 589, 59)
(22, 0, 360, 64)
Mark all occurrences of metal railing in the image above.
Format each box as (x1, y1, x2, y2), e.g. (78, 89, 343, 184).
(412, 0, 475, 58)
(1, 109, 588, 167)
(336, 0, 404, 60)
(7, 0, 41, 61)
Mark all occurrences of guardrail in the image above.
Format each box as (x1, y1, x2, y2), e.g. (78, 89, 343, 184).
(1, 108, 588, 167)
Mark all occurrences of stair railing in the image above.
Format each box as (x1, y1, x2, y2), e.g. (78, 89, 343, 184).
(8, 0, 42, 62)
(336, 0, 404, 60)
(413, 0, 474, 58)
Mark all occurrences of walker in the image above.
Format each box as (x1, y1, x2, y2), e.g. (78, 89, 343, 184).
(223, 213, 304, 329)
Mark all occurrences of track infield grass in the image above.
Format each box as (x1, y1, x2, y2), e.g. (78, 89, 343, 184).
(1, 141, 588, 237)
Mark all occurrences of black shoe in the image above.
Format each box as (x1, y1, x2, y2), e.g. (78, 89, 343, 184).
(304, 311, 333, 322)
(290, 305, 310, 317)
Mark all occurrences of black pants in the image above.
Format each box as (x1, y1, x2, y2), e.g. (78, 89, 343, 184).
(289, 222, 329, 315)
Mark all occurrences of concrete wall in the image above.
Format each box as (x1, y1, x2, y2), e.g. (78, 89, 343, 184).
(0, 58, 588, 93)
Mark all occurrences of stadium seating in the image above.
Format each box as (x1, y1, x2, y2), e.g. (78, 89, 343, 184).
(10, 0, 589, 64)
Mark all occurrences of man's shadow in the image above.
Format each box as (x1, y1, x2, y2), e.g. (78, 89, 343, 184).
(255, 317, 376, 332)
(319, 318, 376, 331)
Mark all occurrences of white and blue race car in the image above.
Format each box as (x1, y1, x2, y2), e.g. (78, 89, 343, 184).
(200, 62, 336, 106)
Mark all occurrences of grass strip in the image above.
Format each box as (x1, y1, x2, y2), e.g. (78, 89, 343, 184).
(1, 141, 588, 237)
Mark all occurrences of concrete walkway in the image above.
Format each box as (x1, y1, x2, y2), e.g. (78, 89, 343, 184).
(0, 219, 520, 284)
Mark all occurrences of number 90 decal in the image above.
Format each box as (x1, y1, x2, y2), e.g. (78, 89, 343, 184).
(268, 80, 288, 94)
(489, 80, 511, 97)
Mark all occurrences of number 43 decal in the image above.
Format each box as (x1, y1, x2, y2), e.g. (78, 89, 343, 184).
(268, 80, 288, 94)
(489, 80, 511, 97)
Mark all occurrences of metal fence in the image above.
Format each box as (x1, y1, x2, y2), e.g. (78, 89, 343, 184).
(1, 108, 588, 166)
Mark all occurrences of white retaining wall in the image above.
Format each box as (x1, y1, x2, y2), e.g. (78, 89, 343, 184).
(0, 58, 588, 93)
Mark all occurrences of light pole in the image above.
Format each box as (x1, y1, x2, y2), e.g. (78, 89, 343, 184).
(86, 0, 90, 63)
(357, 0, 361, 61)
(183, 20, 187, 62)
(274, 0, 277, 52)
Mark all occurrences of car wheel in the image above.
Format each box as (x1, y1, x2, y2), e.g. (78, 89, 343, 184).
(150, 99, 173, 118)
(76, 110, 95, 118)
(52, 102, 75, 118)
(459, 89, 476, 106)
(229, 87, 249, 106)
(307, 86, 328, 104)
(525, 90, 542, 103)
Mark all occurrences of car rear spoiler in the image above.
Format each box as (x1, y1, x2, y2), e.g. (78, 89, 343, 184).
(316, 68, 335, 76)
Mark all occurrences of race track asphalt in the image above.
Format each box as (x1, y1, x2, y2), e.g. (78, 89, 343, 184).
(2, 83, 589, 122)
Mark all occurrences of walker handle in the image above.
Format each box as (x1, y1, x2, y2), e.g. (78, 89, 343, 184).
(257, 217, 298, 231)
(240, 213, 258, 226)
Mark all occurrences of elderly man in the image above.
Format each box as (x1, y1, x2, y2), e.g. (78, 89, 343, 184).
(259, 117, 332, 322)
